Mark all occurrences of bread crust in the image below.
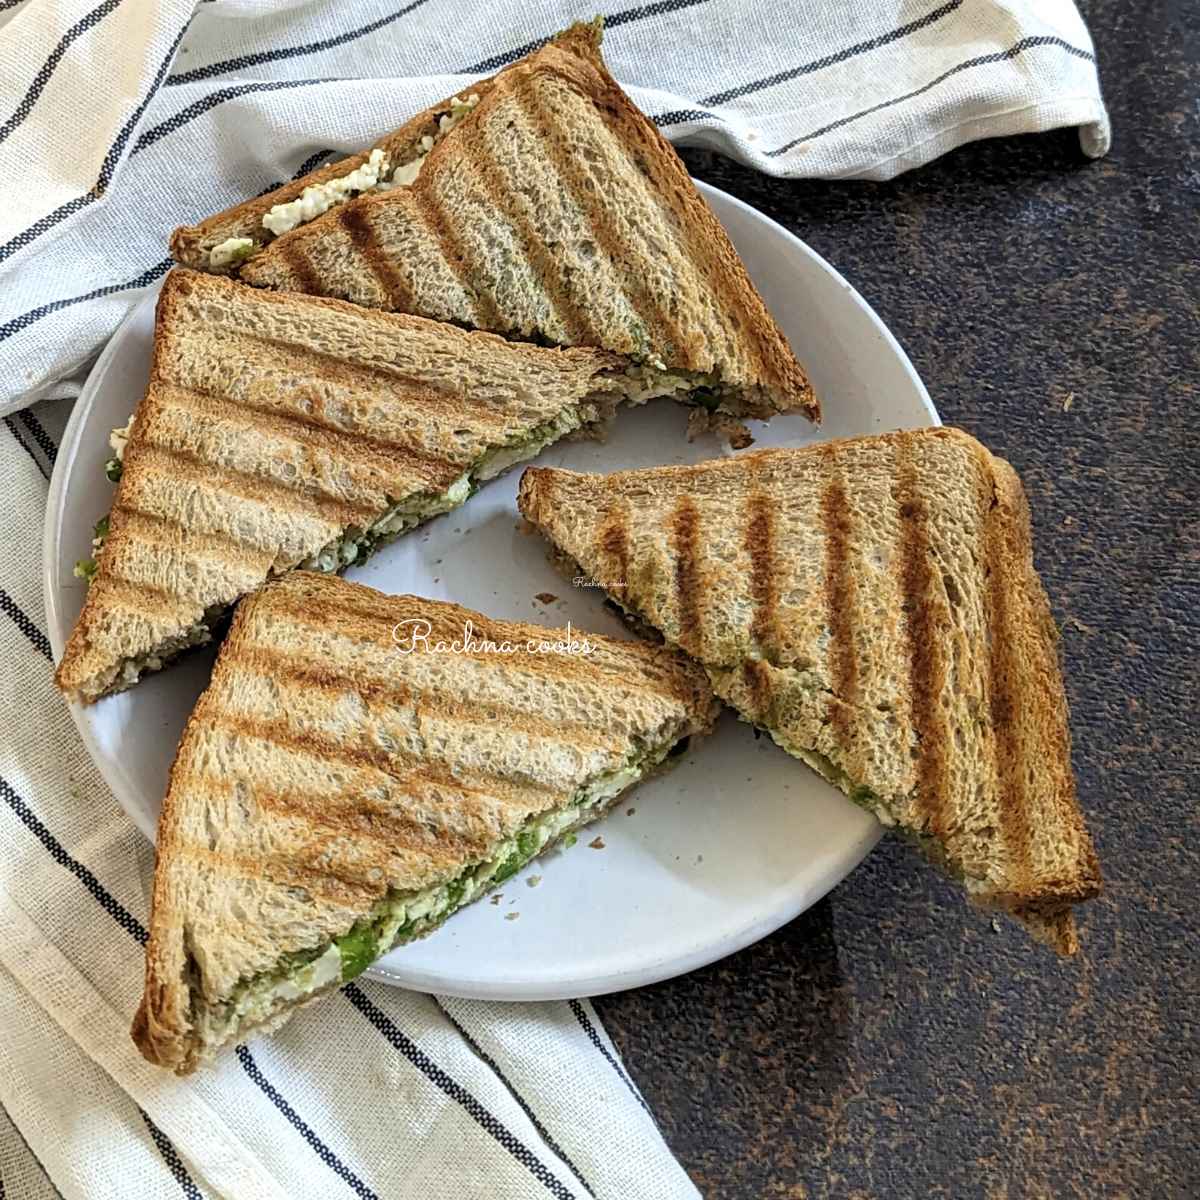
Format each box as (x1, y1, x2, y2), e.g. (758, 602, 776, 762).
(133, 572, 718, 1072)
(517, 427, 1102, 951)
(169, 75, 501, 270)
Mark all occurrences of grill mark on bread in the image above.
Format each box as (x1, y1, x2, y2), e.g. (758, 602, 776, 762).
(337, 204, 415, 311)
(597, 512, 630, 598)
(149, 383, 463, 492)
(454, 122, 596, 346)
(741, 658, 773, 724)
(123, 440, 380, 526)
(173, 841, 382, 906)
(819, 474, 859, 747)
(208, 713, 564, 805)
(414, 190, 505, 330)
(981, 478, 1034, 899)
(258, 596, 695, 703)
(745, 491, 778, 652)
(512, 83, 691, 356)
(174, 775, 484, 878)
(276, 239, 327, 296)
(110, 505, 276, 572)
(671, 497, 703, 657)
(230, 650, 621, 750)
(242, 782, 490, 864)
(163, 327, 519, 432)
(896, 448, 949, 837)
(88, 573, 209, 622)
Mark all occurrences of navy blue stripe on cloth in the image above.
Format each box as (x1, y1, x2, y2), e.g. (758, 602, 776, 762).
(605, 0, 711, 33)
(0, 759, 371, 1199)
(0, 774, 148, 944)
(140, 1111, 204, 1200)
(0, 257, 173, 345)
(0, 149, 329, 349)
(568, 1000, 652, 1117)
(765, 34, 1096, 156)
(652, 108, 721, 128)
(466, 0, 710, 72)
(166, 0, 432, 86)
(0, 587, 52, 660)
(133, 78, 340, 155)
(234, 1047, 379, 1200)
(3, 416, 49, 479)
(0, 0, 124, 147)
(345, 984, 577, 1200)
(0, 18, 190, 265)
(433, 999, 597, 1199)
(16, 410, 57, 463)
(701, 0, 964, 107)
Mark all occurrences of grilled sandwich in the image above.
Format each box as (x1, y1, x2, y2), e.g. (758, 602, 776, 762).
(55, 268, 697, 703)
(132, 572, 719, 1073)
(517, 427, 1102, 953)
(171, 21, 816, 423)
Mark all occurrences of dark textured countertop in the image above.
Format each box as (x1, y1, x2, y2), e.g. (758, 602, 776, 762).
(595, 3, 1199, 1195)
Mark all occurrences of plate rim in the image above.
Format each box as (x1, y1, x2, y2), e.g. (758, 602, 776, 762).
(43, 178, 938, 999)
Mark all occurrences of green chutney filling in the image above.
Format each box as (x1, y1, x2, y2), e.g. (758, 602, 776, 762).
(82, 370, 705, 693)
(200, 734, 687, 1045)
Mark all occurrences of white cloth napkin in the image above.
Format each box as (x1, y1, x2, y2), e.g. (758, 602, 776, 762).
(0, 2, 1108, 1197)
(0, 0, 1109, 418)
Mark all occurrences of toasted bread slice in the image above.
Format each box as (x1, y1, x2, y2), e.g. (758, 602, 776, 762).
(517, 428, 1101, 951)
(132, 573, 718, 1073)
(174, 22, 815, 422)
(55, 268, 688, 703)
(171, 80, 502, 272)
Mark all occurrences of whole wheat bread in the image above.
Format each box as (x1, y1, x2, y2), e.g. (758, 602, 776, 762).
(517, 427, 1102, 953)
(132, 572, 718, 1072)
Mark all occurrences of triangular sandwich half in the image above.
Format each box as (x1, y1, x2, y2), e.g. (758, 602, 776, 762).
(517, 427, 1101, 953)
(132, 572, 718, 1073)
(55, 268, 693, 703)
(172, 22, 816, 423)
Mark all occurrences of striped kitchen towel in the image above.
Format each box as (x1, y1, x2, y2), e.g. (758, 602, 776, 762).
(0, 3, 1108, 1197)
(0, 0, 1109, 417)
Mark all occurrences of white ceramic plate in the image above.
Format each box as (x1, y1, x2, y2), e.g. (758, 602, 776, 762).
(44, 182, 937, 1000)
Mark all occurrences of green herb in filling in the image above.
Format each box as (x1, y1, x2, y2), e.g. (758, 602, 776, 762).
(492, 850, 524, 885)
(335, 925, 378, 981)
(75, 515, 112, 584)
(207, 732, 690, 1043)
